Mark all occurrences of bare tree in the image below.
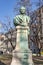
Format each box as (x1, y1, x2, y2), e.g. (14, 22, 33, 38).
(1, 16, 16, 51)
(30, 0, 43, 53)
(14, 0, 33, 15)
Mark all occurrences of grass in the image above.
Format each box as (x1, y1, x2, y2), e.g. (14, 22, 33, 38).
(0, 54, 12, 65)
(0, 54, 12, 60)
(41, 52, 43, 55)
(34, 60, 43, 65)
(0, 54, 43, 65)
(33, 56, 43, 65)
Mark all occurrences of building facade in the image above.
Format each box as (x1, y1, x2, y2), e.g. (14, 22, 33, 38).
(30, 5, 43, 52)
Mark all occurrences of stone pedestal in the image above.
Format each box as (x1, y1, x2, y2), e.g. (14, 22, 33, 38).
(11, 26, 34, 65)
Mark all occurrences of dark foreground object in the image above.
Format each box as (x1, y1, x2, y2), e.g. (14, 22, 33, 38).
(0, 51, 3, 55)
(0, 61, 6, 65)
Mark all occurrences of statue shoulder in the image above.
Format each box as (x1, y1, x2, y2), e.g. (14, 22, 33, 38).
(14, 15, 21, 19)
(26, 15, 30, 22)
(13, 15, 21, 26)
(13, 15, 20, 22)
(26, 15, 30, 20)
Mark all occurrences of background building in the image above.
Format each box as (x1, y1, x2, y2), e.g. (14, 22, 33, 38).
(30, 5, 43, 53)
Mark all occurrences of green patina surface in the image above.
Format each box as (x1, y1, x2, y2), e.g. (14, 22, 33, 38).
(13, 6, 33, 65)
(19, 29, 28, 50)
(21, 52, 28, 65)
(13, 7, 30, 35)
(18, 29, 29, 65)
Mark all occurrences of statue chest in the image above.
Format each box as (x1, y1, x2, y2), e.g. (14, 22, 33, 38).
(19, 15, 28, 24)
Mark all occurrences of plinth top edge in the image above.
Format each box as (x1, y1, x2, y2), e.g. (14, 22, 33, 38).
(16, 26, 29, 29)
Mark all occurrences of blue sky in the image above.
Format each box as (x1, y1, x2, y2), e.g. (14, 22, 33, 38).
(0, 0, 17, 33)
(0, 0, 40, 33)
(0, 0, 39, 22)
(0, 0, 17, 22)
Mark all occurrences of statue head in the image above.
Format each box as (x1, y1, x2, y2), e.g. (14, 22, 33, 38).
(20, 6, 26, 14)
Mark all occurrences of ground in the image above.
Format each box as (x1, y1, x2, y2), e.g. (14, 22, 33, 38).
(0, 54, 12, 65)
(33, 56, 43, 65)
(0, 54, 43, 65)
